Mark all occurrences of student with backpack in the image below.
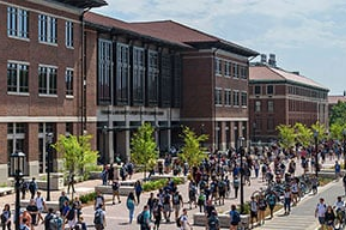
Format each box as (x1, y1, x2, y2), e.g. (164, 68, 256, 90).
(266, 191, 277, 219)
(172, 191, 183, 220)
(28, 177, 37, 199)
(112, 178, 121, 205)
(65, 204, 77, 229)
(207, 210, 219, 230)
(50, 211, 63, 230)
(230, 204, 240, 230)
(217, 179, 226, 205)
(137, 205, 151, 230)
(94, 204, 106, 230)
(43, 208, 55, 230)
(258, 194, 267, 225)
(177, 208, 193, 230)
(233, 176, 240, 199)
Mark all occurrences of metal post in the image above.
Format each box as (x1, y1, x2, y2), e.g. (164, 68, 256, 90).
(314, 131, 319, 177)
(239, 137, 245, 214)
(103, 126, 107, 164)
(343, 130, 346, 170)
(15, 177, 20, 230)
(46, 133, 53, 201)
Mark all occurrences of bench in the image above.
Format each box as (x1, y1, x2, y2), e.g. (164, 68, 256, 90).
(95, 185, 134, 196)
(0, 188, 14, 196)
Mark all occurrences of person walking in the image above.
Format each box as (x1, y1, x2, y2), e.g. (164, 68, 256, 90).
(1, 204, 11, 230)
(43, 208, 55, 230)
(315, 198, 327, 230)
(58, 191, 69, 213)
(172, 191, 183, 220)
(134, 180, 143, 204)
(258, 194, 267, 225)
(266, 191, 277, 219)
(139, 205, 151, 230)
(94, 204, 106, 230)
(28, 177, 37, 199)
(249, 196, 258, 229)
(229, 204, 240, 230)
(325, 205, 335, 230)
(67, 173, 76, 194)
(126, 192, 135, 224)
(112, 178, 121, 204)
(233, 176, 239, 199)
(35, 191, 47, 225)
(152, 199, 162, 230)
(179, 208, 193, 230)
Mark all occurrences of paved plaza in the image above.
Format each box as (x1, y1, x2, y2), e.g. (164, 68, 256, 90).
(0, 158, 338, 230)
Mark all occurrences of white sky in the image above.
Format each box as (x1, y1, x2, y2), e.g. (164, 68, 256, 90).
(92, 0, 346, 94)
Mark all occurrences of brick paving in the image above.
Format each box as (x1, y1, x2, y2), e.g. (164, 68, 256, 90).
(0, 157, 336, 230)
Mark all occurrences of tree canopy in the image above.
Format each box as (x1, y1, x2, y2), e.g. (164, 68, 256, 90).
(276, 124, 296, 150)
(179, 126, 208, 168)
(330, 101, 346, 126)
(53, 134, 98, 175)
(130, 123, 158, 179)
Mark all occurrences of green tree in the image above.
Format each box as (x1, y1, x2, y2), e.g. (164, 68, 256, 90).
(276, 124, 296, 152)
(330, 101, 346, 126)
(311, 121, 328, 142)
(294, 122, 313, 147)
(329, 123, 346, 140)
(130, 123, 158, 179)
(53, 134, 98, 176)
(179, 126, 208, 168)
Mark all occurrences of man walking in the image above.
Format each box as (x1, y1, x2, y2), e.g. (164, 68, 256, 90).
(315, 198, 327, 230)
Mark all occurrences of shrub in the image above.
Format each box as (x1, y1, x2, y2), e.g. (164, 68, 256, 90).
(142, 177, 185, 192)
(80, 192, 96, 204)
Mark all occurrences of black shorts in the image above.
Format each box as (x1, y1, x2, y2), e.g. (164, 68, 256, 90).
(251, 211, 257, 218)
(218, 190, 225, 197)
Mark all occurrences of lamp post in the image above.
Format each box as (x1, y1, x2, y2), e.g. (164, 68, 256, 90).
(10, 151, 27, 230)
(314, 131, 319, 177)
(252, 122, 256, 144)
(46, 133, 54, 201)
(239, 137, 245, 214)
(102, 126, 108, 164)
(343, 129, 346, 170)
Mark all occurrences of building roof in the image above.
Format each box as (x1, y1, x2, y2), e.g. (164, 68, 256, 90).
(54, 0, 108, 8)
(130, 20, 259, 57)
(328, 95, 346, 104)
(249, 65, 329, 91)
(84, 12, 191, 48)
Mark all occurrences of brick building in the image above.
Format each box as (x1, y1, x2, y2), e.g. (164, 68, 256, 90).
(84, 14, 258, 161)
(249, 55, 329, 143)
(0, 0, 106, 182)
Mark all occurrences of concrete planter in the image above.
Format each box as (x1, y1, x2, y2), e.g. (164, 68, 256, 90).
(37, 173, 64, 191)
(95, 185, 134, 196)
(193, 212, 250, 229)
(149, 175, 187, 182)
(89, 171, 102, 180)
(20, 200, 59, 212)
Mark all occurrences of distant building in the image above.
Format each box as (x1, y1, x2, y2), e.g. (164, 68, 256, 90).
(328, 93, 346, 115)
(249, 55, 329, 143)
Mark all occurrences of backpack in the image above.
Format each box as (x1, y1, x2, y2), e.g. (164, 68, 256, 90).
(94, 209, 103, 225)
(44, 214, 54, 229)
(267, 194, 276, 206)
(176, 215, 183, 227)
(208, 215, 219, 229)
(231, 211, 241, 224)
(218, 181, 225, 191)
(112, 181, 120, 190)
(173, 194, 180, 205)
(49, 217, 62, 230)
(29, 181, 35, 191)
(137, 212, 144, 225)
(67, 209, 75, 221)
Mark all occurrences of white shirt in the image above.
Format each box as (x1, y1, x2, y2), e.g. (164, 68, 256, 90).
(334, 200, 345, 211)
(291, 183, 298, 193)
(316, 203, 327, 217)
(250, 201, 258, 212)
(36, 196, 44, 209)
(180, 215, 189, 230)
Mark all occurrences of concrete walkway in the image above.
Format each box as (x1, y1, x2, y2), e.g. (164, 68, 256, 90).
(256, 179, 344, 230)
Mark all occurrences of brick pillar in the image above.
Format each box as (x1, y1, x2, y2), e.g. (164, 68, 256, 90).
(27, 123, 39, 177)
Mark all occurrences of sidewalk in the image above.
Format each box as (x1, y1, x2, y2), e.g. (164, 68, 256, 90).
(256, 178, 343, 230)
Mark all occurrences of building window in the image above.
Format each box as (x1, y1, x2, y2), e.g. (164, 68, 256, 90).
(98, 39, 112, 104)
(267, 85, 274, 94)
(38, 123, 55, 173)
(241, 92, 248, 106)
(233, 63, 239, 78)
(240, 66, 248, 79)
(116, 43, 129, 103)
(267, 118, 274, 131)
(233, 91, 239, 106)
(65, 21, 73, 48)
(7, 62, 29, 93)
(215, 58, 222, 75)
(224, 61, 231, 77)
(133, 47, 145, 104)
(254, 85, 261, 95)
(160, 53, 172, 107)
(148, 50, 159, 104)
(66, 122, 73, 135)
(268, 101, 274, 112)
(224, 89, 231, 106)
(38, 66, 57, 95)
(215, 88, 222, 105)
(65, 68, 73, 96)
(255, 101, 261, 112)
(38, 14, 57, 44)
(7, 7, 29, 38)
(173, 55, 182, 107)
(7, 123, 27, 176)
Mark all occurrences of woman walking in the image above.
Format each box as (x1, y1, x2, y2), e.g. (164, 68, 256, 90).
(126, 192, 135, 224)
(1, 204, 11, 230)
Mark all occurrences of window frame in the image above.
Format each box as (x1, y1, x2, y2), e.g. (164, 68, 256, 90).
(233, 90, 240, 107)
(38, 65, 58, 96)
(215, 88, 223, 106)
(38, 14, 57, 44)
(7, 7, 29, 39)
(65, 21, 73, 48)
(224, 89, 231, 106)
(7, 61, 30, 95)
(65, 68, 74, 97)
(255, 101, 261, 112)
